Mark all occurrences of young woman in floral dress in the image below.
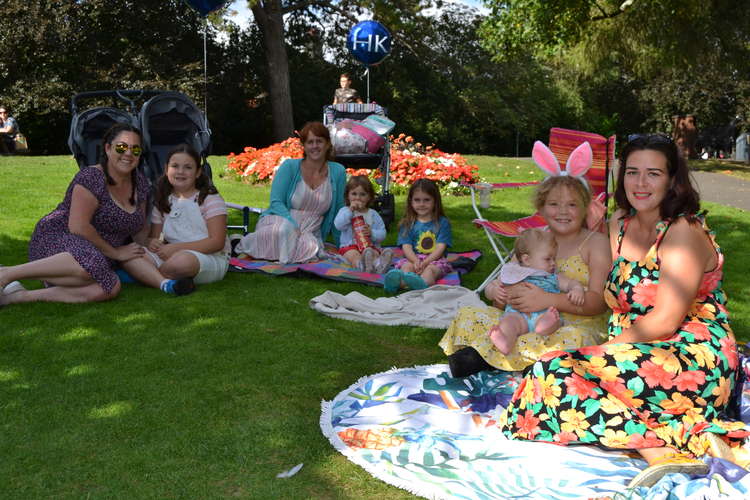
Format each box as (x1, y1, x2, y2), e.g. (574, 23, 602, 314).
(499, 134, 748, 488)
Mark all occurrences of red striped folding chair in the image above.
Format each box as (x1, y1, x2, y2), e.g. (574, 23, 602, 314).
(549, 127, 615, 206)
(471, 128, 615, 292)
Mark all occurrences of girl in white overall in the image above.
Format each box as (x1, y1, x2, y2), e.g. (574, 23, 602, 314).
(144, 144, 229, 290)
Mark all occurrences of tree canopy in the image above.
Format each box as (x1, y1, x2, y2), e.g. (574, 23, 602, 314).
(480, 0, 750, 135)
(2, 0, 746, 155)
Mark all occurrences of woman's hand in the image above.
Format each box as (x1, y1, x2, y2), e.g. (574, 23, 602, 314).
(506, 282, 551, 313)
(567, 286, 585, 306)
(115, 242, 145, 262)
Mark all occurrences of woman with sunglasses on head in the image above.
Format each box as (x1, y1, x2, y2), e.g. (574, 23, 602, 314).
(0, 123, 151, 306)
(499, 134, 748, 489)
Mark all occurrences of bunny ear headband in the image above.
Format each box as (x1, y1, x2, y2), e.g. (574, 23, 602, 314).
(531, 140, 593, 189)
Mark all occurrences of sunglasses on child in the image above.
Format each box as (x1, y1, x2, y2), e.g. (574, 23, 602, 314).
(113, 142, 142, 156)
(626, 133, 673, 145)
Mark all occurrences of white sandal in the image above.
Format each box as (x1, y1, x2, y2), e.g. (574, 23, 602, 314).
(628, 453, 709, 489)
(3, 281, 26, 294)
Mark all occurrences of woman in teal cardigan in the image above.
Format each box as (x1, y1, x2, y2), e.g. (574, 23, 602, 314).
(235, 122, 346, 263)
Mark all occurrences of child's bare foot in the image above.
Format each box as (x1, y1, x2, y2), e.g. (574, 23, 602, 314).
(534, 307, 560, 336)
(488, 324, 515, 355)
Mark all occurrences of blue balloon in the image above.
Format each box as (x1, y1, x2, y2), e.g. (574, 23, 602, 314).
(184, 0, 228, 17)
(347, 21, 392, 66)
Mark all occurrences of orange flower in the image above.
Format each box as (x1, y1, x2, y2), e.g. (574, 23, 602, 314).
(539, 350, 569, 362)
(681, 321, 712, 341)
(636, 360, 675, 389)
(564, 373, 599, 400)
(627, 431, 665, 449)
(227, 135, 480, 192)
(660, 392, 695, 414)
(697, 269, 721, 298)
(606, 343, 641, 363)
(673, 370, 706, 392)
(649, 347, 682, 374)
(720, 336, 739, 370)
(685, 343, 716, 369)
(712, 376, 731, 407)
(577, 345, 607, 357)
(516, 409, 542, 439)
(553, 431, 579, 444)
(577, 356, 620, 383)
(632, 279, 658, 307)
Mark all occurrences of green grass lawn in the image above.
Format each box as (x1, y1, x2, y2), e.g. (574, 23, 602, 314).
(1, 154, 748, 499)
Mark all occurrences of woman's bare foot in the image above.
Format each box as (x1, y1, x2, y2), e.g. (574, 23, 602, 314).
(488, 324, 516, 354)
(534, 307, 560, 336)
(0, 265, 10, 290)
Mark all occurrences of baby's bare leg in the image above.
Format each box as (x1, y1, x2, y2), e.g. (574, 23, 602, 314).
(534, 307, 561, 336)
(488, 313, 527, 355)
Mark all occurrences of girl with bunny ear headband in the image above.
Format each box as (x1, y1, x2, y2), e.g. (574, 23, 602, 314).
(531, 140, 608, 232)
(440, 138, 611, 376)
(532, 140, 593, 188)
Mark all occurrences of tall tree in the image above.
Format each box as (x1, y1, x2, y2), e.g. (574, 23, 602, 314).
(245, 0, 440, 141)
(479, 0, 750, 132)
(250, 1, 295, 141)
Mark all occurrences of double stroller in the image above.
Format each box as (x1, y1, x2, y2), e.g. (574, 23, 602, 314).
(323, 103, 396, 228)
(68, 89, 212, 185)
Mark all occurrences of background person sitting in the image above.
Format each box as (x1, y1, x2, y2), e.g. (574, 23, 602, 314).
(0, 106, 18, 154)
(333, 73, 364, 105)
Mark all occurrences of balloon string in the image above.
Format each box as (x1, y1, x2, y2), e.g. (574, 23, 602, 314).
(203, 19, 208, 117)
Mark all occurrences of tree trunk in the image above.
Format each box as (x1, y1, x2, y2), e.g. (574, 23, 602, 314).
(252, 0, 295, 142)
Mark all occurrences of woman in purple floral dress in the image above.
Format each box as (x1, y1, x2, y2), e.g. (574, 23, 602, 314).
(499, 134, 749, 488)
(0, 124, 150, 305)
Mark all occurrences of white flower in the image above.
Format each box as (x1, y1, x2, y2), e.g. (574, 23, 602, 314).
(243, 160, 257, 176)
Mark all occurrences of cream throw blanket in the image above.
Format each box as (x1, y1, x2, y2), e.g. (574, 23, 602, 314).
(309, 285, 485, 329)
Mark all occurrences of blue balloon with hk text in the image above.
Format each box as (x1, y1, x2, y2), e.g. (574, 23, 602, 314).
(347, 21, 392, 66)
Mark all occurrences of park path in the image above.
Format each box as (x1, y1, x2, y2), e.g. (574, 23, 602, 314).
(691, 171, 750, 211)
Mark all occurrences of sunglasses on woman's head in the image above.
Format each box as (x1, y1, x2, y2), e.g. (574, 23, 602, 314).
(627, 133, 673, 144)
(113, 142, 142, 156)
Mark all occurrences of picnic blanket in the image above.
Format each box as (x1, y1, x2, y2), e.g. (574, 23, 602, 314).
(229, 246, 481, 287)
(310, 285, 485, 328)
(321, 363, 750, 500)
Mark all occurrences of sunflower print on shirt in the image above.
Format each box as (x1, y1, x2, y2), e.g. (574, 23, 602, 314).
(498, 213, 749, 456)
(416, 230, 438, 253)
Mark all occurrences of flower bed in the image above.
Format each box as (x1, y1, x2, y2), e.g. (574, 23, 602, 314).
(226, 134, 480, 195)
